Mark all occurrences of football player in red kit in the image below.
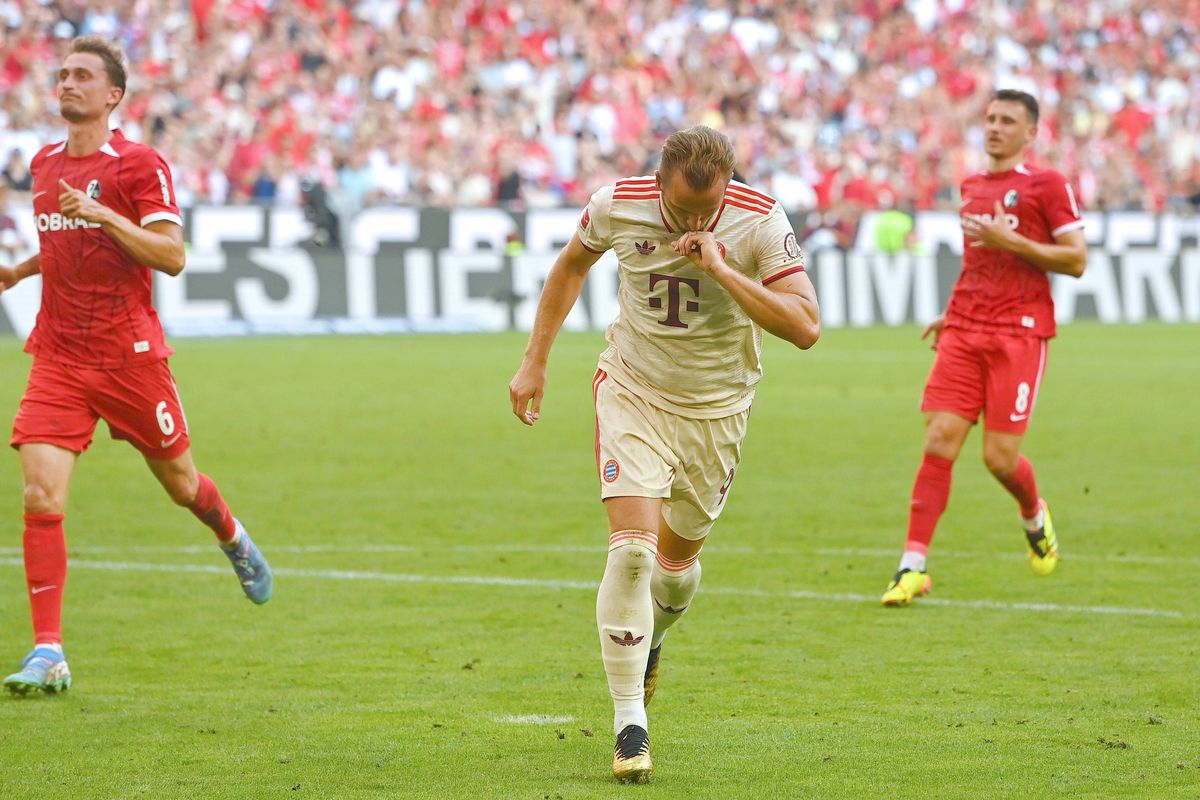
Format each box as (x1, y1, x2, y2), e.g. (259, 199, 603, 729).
(0, 37, 273, 694)
(882, 89, 1087, 605)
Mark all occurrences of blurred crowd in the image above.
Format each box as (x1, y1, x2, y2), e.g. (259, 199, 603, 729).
(1, 0, 1198, 230)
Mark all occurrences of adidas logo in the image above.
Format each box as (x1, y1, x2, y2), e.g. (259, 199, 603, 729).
(635, 240, 656, 255)
(654, 599, 687, 614)
(610, 631, 645, 647)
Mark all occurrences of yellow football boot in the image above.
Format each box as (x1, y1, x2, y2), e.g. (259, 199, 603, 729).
(643, 645, 661, 707)
(612, 725, 653, 784)
(881, 568, 932, 606)
(1026, 498, 1059, 576)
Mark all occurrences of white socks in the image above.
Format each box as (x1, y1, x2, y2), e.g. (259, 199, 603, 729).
(898, 551, 927, 573)
(650, 551, 702, 649)
(597, 530, 657, 735)
(1021, 507, 1045, 533)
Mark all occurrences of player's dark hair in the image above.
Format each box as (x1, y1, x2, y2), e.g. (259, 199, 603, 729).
(992, 89, 1039, 124)
(660, 125, 736, 191)
(68, 36, 127, 103)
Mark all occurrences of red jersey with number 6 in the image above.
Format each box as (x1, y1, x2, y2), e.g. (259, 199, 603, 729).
(25, 130, 182, 369)
(948, 164, 1084, 339)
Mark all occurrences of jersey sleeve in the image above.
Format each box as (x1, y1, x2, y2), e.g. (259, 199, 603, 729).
(755, 205, 806, 285)
(126, 148, 183, 227)
(1038, 170, 1084, 239)
(577, 185, 615, 253)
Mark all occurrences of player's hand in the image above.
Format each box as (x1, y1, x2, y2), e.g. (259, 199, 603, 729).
(0, 265, 15, 294)
(920, 314, 945, 349)
(58, 179, 109, 225)
(672, 231, 726, 275)
(962, 201, 1016, 250)
(509, 360, 547, 426)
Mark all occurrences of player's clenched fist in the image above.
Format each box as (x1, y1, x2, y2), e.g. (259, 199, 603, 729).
(672, 231, 726, 275)
(509, 361, 546, 426)
(0, 266, 16, 293)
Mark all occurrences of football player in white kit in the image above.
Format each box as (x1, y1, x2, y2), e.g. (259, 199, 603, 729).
(510, 126, 820, 783)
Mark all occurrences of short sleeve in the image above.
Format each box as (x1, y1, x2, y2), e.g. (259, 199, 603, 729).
(1039, 170, 1084, 239)
(127, 148, 182, 228)
(578, 185, 614, 253)
(755, 205, 806, 285)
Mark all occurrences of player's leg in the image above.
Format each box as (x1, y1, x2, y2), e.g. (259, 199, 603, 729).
(884, 329, 982, 605)
(981, 337, 1057, 574)
(883, 411, 974, 605)
(5, 443, 78, 694)
(593, 371, 669, 783)
(144, 450, 273, 604)
(92, 360, 273, 603)
(6, 360, 96, 694)
(644, 517, 702, 707)
(646, 409, 743, 703)
(600, 495, 659, 783)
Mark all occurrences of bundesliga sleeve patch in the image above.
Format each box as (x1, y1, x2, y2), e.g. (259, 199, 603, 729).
(784, 232, 801, 260)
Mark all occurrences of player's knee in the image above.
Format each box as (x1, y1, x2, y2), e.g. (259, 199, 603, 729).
(983, 448, 1017, 478)
(606, 539, 656, 584)
(23, 481, 65, 515)
(652, 558, 701, 603)
(923, 430, 960, 460)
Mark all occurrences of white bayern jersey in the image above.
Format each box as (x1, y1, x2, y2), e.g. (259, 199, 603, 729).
(578, 175, 806, 418)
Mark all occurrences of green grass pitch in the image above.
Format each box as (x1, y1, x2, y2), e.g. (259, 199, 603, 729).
(0, 323, 1196, 799)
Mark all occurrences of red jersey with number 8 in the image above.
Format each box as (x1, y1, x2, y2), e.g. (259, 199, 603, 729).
(948, 164, 1084, 339)
(25, 130, 182, 369)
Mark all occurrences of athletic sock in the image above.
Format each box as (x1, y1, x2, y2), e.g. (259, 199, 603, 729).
(901, 454, 954, 570)
(24, 513, 67, 646)
(649, 550, 702, 649)
(187, 472, 237, 543)
(597, 530, 656, 735)
(898, 551, 927, 574)
(995, 455, 1041, 521)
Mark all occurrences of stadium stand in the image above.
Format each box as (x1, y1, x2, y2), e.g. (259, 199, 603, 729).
(0, 0, 1196, 216)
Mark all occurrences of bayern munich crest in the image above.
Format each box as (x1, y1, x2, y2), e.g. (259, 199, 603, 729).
(602, 458, 620, 483)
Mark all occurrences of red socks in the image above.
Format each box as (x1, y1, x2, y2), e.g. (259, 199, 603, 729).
(995, 455, 1041, 519)
(187, 472, 237, 542)
(905, 454, 954, 554)
(24, 513, 67, 646)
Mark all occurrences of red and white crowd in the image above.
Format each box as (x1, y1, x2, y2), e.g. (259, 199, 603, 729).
(1, 0, 1197, 215)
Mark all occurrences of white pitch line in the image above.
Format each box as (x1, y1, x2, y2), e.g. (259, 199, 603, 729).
(0, 543, 1189, 566)
(0, 557, 1185, 620)
(496, 715, 575, 725)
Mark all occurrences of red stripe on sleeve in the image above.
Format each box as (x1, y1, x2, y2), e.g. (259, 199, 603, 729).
(763, 265, 806, 285)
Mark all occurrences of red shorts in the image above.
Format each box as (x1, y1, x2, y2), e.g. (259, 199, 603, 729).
(11, 358, 191, 459)
(920, 328, 1049, 434)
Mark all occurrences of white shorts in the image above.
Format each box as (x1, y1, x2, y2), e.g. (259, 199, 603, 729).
(593, 368, 749, 540)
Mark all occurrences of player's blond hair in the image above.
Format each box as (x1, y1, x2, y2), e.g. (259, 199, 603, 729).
(660, 126, 735, 191)
(69, 36, 127, 101)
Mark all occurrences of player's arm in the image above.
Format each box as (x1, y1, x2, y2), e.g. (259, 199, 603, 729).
(672, 231, 820, 349)
(0, 253, 41, 293)
(58, 179, 186, 275)
(963, 200, 1087, 277)
(509, 233, 605, 425)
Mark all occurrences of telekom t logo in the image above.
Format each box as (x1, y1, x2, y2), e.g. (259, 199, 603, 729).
(649, 273, 700, 328)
